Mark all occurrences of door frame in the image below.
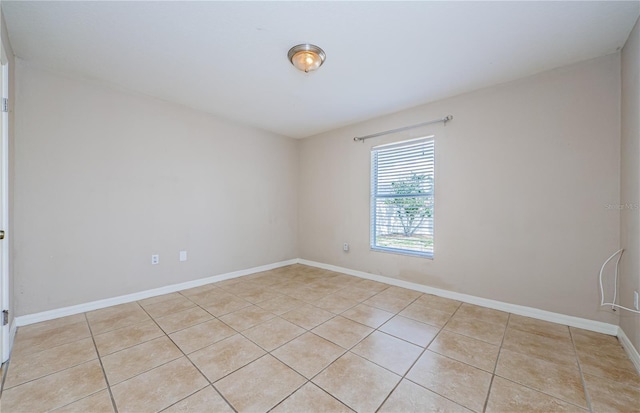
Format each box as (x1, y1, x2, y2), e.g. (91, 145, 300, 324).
(1, 42, 10, 363)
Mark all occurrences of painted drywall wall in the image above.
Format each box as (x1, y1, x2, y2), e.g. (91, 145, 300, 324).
(620, 17, 640, 352)
(299, 54, 621, 323)
(13, 61, 298, 315)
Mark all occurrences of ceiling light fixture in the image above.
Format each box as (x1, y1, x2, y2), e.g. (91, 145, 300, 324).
(288, 44, 326, 73)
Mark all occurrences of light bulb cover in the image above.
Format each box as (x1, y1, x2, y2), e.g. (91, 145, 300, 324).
(288, 44, 326, 73)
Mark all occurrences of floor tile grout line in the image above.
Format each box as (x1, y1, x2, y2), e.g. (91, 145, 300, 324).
(489, 326, 594, 410)
(373, 301, 473, 412)
(101, 348, 185, 387)
(349, 334, 423, 379)
(500, 329, 589, 406)
(14, 311, 124, 390)
(419, 346, 498, 376)
(199, 301, 254, 320)
(236, 317, 306, 354)
(96, 331, 167, 359)
(274, 298, 376, 382)
(143, 305, 199, 321)
(487, 375, 591, 412)
(0, 355, 100, 392)
(402, 304, 587, 413)
(0, 358, 8, 396)
(373, 298, 461, 352)
(0, 335, 102, 391)
(428, 328, 503, 362)
(433, 301, 597, 410)
(138, 292, 191, 308)
(269, 310, 348, 380)
(193, 271, 358, 411)
(156, 387, 217, 413)
(569, 335, 640, 383)
(307, 314, 371, 350)
(272, 344, 348, 391)
(267, 381, 354, 413)
(304, 340, 351, 399)
(152, 302, 211, 319)
(407, 375, 490, 412)
(443, 317, 508, 346)
(481, 312, 511, 413)
(499, 334, 580, 368)
(46, 389, 112, 412)
(92, 316, 160, 339)
(290, 288, 444, 396)
(182, 285, 262, 329)
(154, 313, 218, 336)
(263, 374, 310, 413)
(5, 321, 86, 348)
(373, 299, 517, 412)
(569, 326, 594, 413)
(492, 312, 510, 375)
(254, 283, 408, 411)
(6, 324, 92, 362)
(305, 290, 449, 412)
(182, 279, 344, 364)
(303, 343, 350, 384)
(137, 303, 240, 413)
(84, 312, 119, 413)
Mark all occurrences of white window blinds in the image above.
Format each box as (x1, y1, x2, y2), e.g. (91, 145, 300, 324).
(371, 137, 434, 257)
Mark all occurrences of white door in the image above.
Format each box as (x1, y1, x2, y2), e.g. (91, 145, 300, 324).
(0, 44, 9, 363)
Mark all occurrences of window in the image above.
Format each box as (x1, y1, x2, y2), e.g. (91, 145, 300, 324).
(371, 137, 434, 257)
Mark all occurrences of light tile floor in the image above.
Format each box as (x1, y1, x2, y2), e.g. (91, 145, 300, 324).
(1, 264, 639, 412)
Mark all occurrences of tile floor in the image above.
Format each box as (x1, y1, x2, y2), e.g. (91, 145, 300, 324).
(1, 264, 639, 413)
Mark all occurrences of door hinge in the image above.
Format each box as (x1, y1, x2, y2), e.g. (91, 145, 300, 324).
(1, 98, 7, 113)
(2, 310, 8, 326)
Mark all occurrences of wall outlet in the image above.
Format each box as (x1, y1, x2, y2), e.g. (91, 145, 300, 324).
(343, 243, 349, 252)
(179, 250, 188, 262)
(634, 291, 639, 311)
(151, 254, 159, 265)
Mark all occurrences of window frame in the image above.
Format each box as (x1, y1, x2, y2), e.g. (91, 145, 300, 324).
(370, 136, 435, 259)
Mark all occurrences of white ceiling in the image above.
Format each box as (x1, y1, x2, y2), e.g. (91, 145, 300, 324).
(2, 1, 639, 138)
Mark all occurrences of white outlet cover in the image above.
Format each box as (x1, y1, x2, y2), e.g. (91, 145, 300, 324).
(180, 251, 187, 262)
(151, 255, 159, 265)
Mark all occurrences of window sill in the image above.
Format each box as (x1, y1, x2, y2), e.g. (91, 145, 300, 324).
(370, 246, 433, 260)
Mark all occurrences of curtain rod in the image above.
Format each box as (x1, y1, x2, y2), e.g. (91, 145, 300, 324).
(353, 115, 453, 143)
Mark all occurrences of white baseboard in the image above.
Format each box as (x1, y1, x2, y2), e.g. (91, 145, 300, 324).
(298, 259, 620, 336)
(9, 317, 16, 351)
(617, 326, 640, 374)
(13, 257, 621, 341)
(14, 259, 298, 327)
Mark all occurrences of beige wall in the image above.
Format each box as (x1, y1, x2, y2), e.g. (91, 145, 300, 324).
(13, 61, 298, 315)
(620, 17, 640, 351)
(299, 54, 621, 323)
